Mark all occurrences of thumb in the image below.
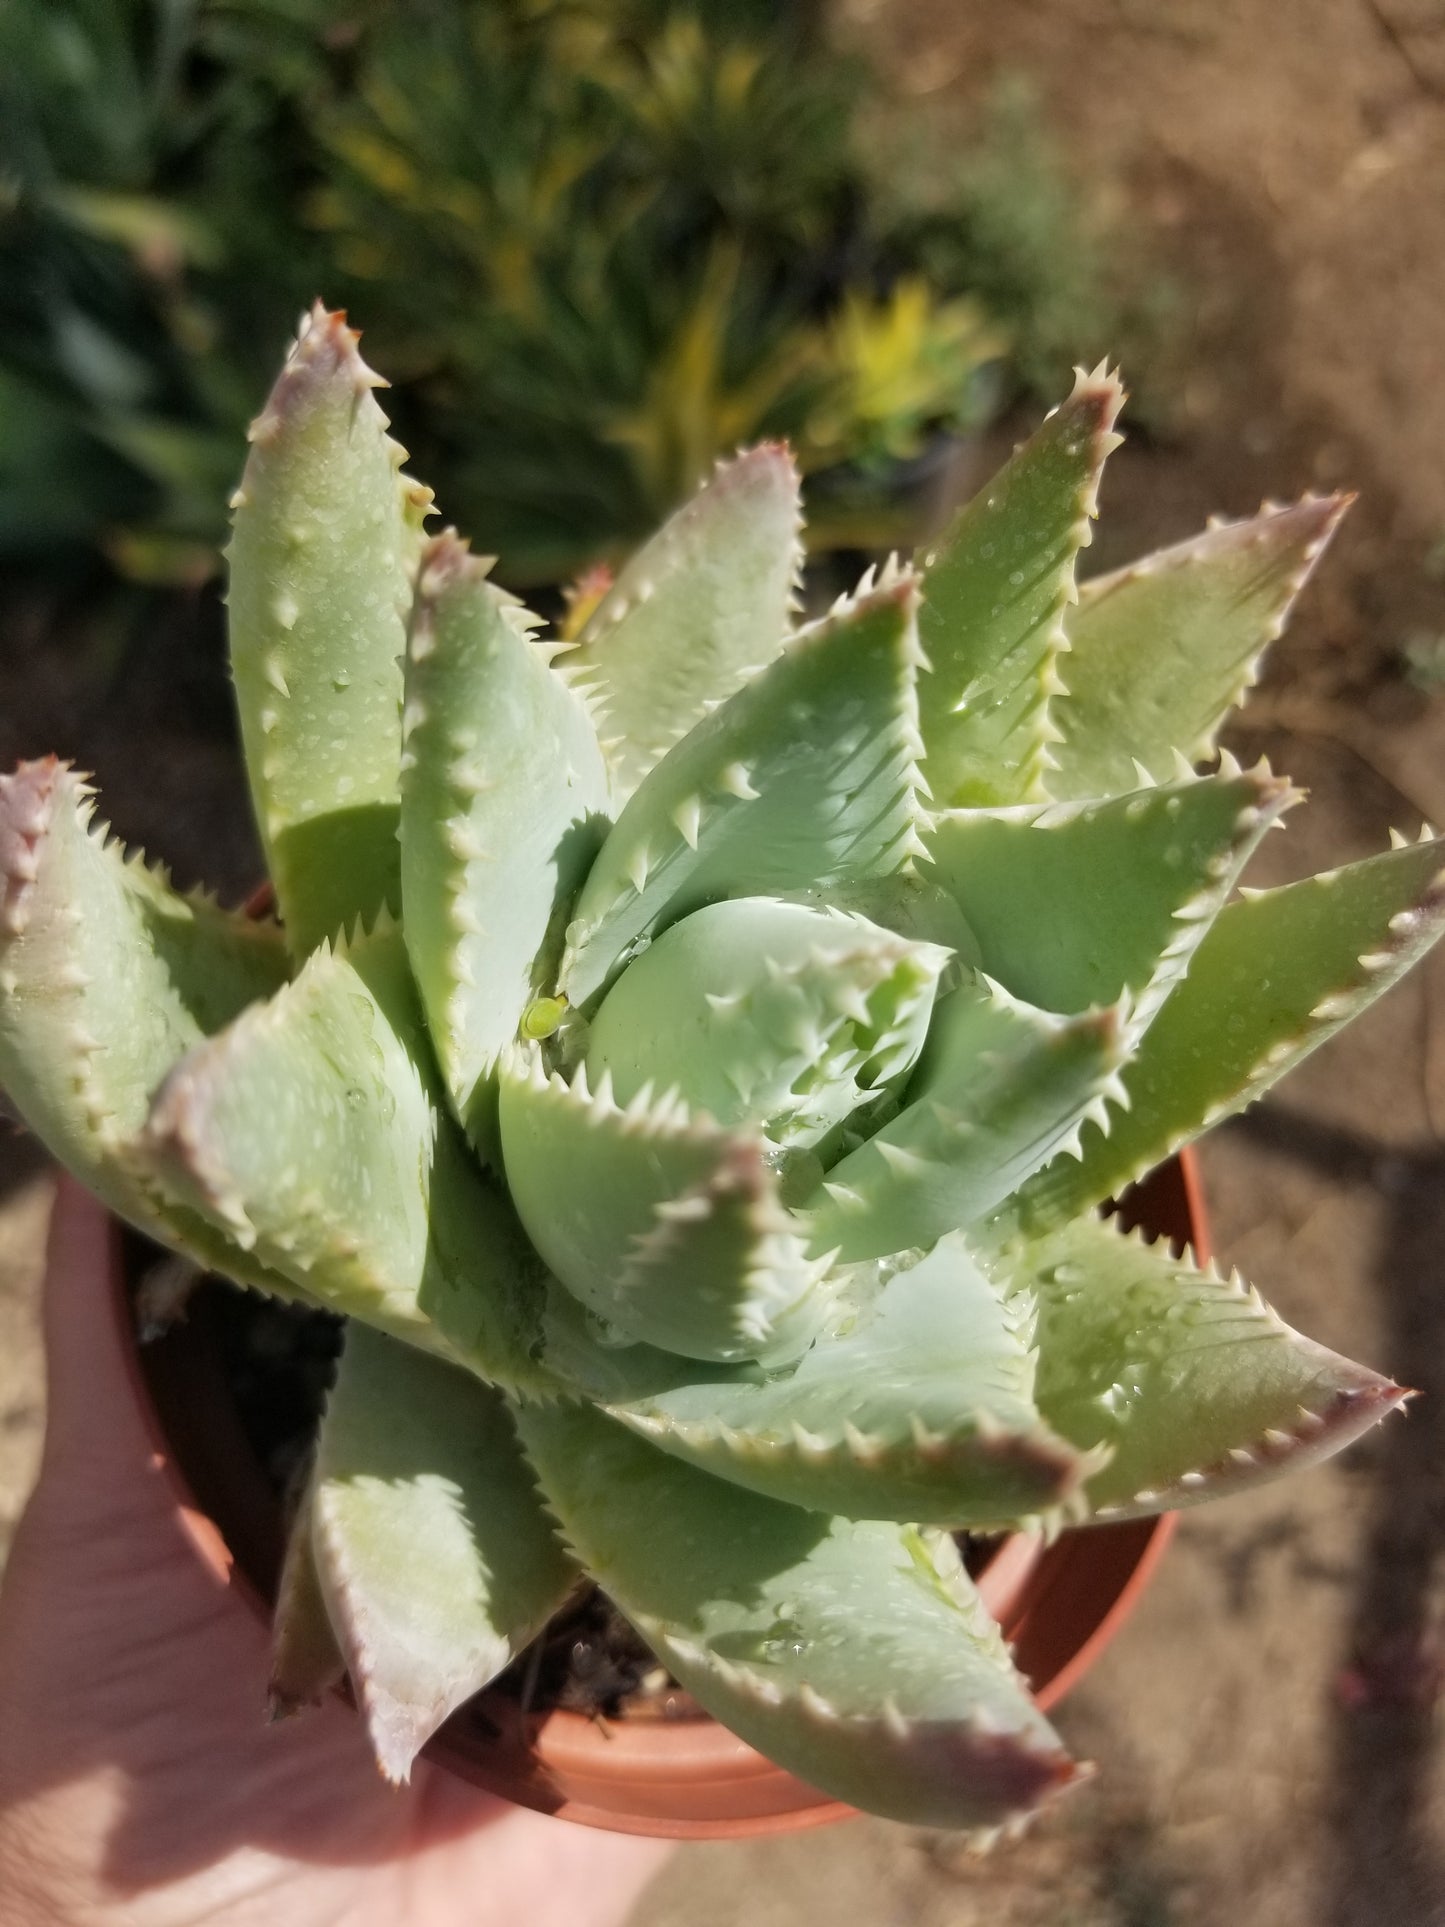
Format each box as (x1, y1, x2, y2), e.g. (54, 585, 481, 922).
(37, 1171, 159, 1489)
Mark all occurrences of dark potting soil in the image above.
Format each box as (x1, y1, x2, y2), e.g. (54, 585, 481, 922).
(131, 1243, 995, 1725)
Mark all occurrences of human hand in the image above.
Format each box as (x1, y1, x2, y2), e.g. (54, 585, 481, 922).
(0, 1175, 671, 1927)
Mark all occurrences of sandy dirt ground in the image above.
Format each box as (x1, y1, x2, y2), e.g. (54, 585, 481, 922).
(3, 2, 1445, 1923)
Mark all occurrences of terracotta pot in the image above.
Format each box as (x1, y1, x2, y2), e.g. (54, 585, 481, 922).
(111, 1149, 1205, 1841)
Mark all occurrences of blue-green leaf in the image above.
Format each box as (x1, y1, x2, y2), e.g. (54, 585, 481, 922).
(1049, 497, 1347, 799)
(800, 978, 1126, 1263)
(993, 1213, 1404, 1520)
(308, 1323, 576, 1781)
(517, 1400, 1080, 1832)
(584, 896, 949, 1155)
(925, 762, 1292, 1024)
(400, 534, 607, 1149)
(557, 445, 803, 803)
(540, 1235, 1090, 1527)
(499, 1050, 829, 1365)
(0, 757, 295, 1297)
(137, 924, 549, 1387)
(227, 306, 431, 954)
(559, 576, 929, 1010)
(916, 370, 1123, 807)
(1004, 833, 1445, 1235)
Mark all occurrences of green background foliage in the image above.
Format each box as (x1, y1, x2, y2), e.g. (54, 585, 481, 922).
(0, 0, 1162, 587)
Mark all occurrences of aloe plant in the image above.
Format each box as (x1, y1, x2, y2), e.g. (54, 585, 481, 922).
(2, 305, 1438, 1838)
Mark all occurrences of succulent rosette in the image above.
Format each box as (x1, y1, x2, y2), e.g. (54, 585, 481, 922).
(2, 307, 1438, 1835)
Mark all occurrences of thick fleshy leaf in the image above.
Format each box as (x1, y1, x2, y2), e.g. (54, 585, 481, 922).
(309, 1324, 576, 1781)
(540, 1236, 1091, 1527)
(800, 978, 1126, 1264)
(924, 762, 1293, 1025)
(269, 1490, 345, 1717)
(137, 925, 550, 1388)
(994, 1214, 1404, 1521)
(558, 575, 929, 1010)
(498, 1051, 827, 1364)
(1004, 834, 1445, 1235)
(399, 534, 608, 1149)
(783, 871, 983, 968)
(583, 897, 950, 1156)
(916, 368, 1123, 808)
(556, 445, 803, 803)
(1049, 496, 1348, 800)
(227, 305, 432, 954)
(516, 1400, 1081, 1833)
(0, 758, 296, 1295)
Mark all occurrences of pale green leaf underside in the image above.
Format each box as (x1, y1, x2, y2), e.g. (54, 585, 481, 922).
(400, 537, 608, 1150)
(498, 1051, 825, 1365)
(560, 445, 802, 803)
(925, 766, 1290, 1023)
(516, 1399, 1079, 1831)
(558, 578, 928, 1010)
(227, 306, 429, 954)
(310, 1323, 576, 1781)
(0, 758, 301, 1298)
(584, 896, 949, 1155)
(802, 978, 1125, 1263)
(916, 369, 1122, 808)
(1049, 497, 1347, 801)
(998, 1214, 1403, 1520)
(1004, 835, 1445, 1235)
(137, 926, 550, 1388)
(540, 1234, 1086, 1527)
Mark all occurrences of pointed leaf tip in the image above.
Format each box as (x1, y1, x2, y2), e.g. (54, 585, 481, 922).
(1050, 492, 1351, 800)
(0, 756, 65, 936)
(230, 307, 433, 954)
(292, 302, 368, 375)
(917, 374, 1124, 809)
(561, 443, 805, 804)
(137, 931, 552, 1383)
(400, 544, 606, 1144)
(310, 1326, 575, 1782)
(549, 1232, 1088, 1527)
(926, 764, 1294, 1026)
(1007, 833, 1445, 1231)
(0, 760, 294, 1296)
(247, 306, 389, 448)
(1005, 1215, 1407, 1519)
(415, 527, 485, 593)
(518, 1401, 1078, 1831)
(1059, 361, 1127, 451)
(499, 1051, 826, 1365)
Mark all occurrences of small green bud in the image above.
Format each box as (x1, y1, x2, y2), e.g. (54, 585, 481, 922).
(521, 996, 568, 1041)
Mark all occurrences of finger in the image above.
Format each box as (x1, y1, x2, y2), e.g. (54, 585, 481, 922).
(38, 1171, 157, 1483)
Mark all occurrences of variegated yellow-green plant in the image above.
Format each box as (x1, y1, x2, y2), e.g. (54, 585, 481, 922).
(1, 306, 1438, 1837)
